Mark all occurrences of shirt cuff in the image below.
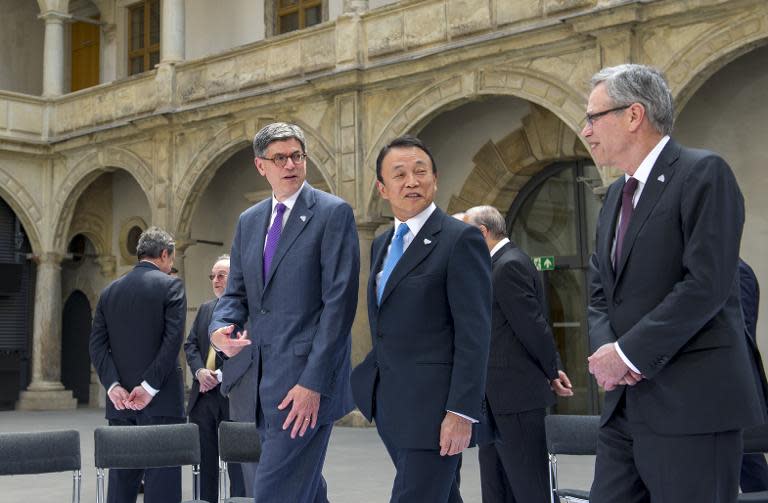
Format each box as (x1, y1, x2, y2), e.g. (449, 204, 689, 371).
(141, 380, 159, 396)
(614, 342, 641, 374)
(447, 410, 478, 423)
(215, 369, 223, 383)
(107, 382, 120, 394)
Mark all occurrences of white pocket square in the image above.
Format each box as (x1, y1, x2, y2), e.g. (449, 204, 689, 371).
(423, 239, 432, 245)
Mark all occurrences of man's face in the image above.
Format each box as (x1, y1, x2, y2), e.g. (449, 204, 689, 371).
(158, 249, 175, 274)
(377, 146, 438, 222)
(254, 138, 307, 201)
(210, 259, 230, 298)
(581, 83, 631, 171)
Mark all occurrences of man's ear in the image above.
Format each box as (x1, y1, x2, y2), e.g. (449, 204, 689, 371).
(254, 157, 266, 176)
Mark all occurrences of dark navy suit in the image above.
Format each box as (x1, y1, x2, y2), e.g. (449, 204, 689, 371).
(211, 183, 359, 503)
(89, 261, 186, 503)
(352, 207, 492, 503)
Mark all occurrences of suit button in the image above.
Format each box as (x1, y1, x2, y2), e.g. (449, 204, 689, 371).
(260, 308, 269, 315)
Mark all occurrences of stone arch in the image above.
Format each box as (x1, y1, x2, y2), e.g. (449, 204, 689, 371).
(175, 118, 337, 239)
(364, 68, 587, 217)
(660, 10, 768, 113)
(53, 146, 154, 252)
(446, 104, 589, 215)
(0, 168, 43, 254)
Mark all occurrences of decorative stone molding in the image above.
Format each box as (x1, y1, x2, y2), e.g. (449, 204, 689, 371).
(118, 216, 147, 265)
(0, 168, 43, 254)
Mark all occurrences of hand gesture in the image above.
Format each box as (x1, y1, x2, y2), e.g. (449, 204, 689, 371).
(197, 369, 219, 393)
(211, 325, 251, 357)
(124, 386, 153, 410)
(107, 385, 130, 410)
(278, 384, 321, 439)
(550, 370, 574, 397)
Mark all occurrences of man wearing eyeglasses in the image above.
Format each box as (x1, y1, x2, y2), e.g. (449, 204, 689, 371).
(584, 64, 763, 502)
(184, 255, 245, 502)
(209, 122, 359, 502)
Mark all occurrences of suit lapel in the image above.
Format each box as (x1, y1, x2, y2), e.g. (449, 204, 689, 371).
(615, 140, 680, 283)
(252, 200, 272, 294)
(264, 184, 315, 289)
(379, 208, 443, 306)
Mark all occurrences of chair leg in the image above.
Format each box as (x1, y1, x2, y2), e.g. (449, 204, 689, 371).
(193, 464, 201, 500)
(72, 469, 81, 503)
(96, 468, 106, 503)
(219, 459, 228, 501)
(549, 454, 558, 503)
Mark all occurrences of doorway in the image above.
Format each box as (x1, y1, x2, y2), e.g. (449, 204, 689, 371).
(61, 290, 92, 405)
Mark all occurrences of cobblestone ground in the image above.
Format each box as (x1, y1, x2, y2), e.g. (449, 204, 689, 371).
(0, 408, 594, 502)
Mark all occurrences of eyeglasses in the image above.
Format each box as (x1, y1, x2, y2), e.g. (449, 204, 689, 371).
(585, 105, 631, 127)
(209, 272, 228, 281)
(259, 152, 308, 168)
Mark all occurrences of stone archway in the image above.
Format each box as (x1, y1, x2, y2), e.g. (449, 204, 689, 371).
(0, 169, 43, 254)
(364, 68, 587, 217)
(174, 118, 338, 239)
(52, 147, 154, 253)
(447, 104, 589, 214)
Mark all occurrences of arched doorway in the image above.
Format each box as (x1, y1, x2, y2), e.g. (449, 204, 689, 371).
(61, 290, 92, 405)
(0, 197, 35, 410)
(507, 160, 602, 415)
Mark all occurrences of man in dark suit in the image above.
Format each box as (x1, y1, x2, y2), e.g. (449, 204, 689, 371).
(464, 205, 573, 503)
(584, 64, 764, 502)
(351, 135, 492, 503)
(739, 258, 768, 492)
(89, 227, 186, 503)
(184, 254, 245, 502)
(209, 122, 359, 502)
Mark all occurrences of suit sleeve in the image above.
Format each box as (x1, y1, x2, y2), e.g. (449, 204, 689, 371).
(210, 216, 249, 335)
(445, 225, 492, 419)
(740, 260, 759, 341)
(141, 277, 187, 390)
(619, 155, 744, 378)
(184, 303, 208, 377)
(588, 196, 618, 352)
(89, 291, 120, 388)
(298, 202, 360, 396)
(495, 259, 559, 380)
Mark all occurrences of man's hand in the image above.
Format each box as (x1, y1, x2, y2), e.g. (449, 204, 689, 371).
(211, 325, 251, 357)
(439, 412, 472, 456)
(551, 370, 574, 397)
(108, 385, 129, 410)
(588, 343, 630, 391)
(124, 386, 153, 410)
(278, 384, 321, 439)
(619, 370, 644, 386)
(196, 369, 219, 393)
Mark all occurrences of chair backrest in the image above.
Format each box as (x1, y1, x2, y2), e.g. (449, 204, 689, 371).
(0, 430, 81, 475)
(219, 421, 262, 463)
(743, 423, 768, 454)
(94, 423, 200, 469)
(545, 414, 600, 455)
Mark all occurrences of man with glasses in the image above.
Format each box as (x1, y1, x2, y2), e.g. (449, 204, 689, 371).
(584, 64, 763, 502)
(184, 254, 245, 502)
(209, 122, 359, 502)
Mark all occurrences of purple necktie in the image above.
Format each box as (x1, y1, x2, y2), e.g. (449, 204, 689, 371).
(263, 202, 287, 281)
(614, 177, 639, 267)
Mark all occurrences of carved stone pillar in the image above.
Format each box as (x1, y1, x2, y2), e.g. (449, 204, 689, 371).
(161, 0, 185, 63)
(40, 10, 68, 96)
(350, 220, 385, 367)
(343, 0, 368, 14)
(17, 252, 77, 410)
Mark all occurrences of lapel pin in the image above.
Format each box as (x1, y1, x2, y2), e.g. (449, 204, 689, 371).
(299, 215, 306, 222)
(657, 174, 665, 183)
(423, 238, 432, 245)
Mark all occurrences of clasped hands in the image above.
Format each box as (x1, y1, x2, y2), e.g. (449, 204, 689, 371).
(107, 384, 153, 411)
(588, 343, 643, 391)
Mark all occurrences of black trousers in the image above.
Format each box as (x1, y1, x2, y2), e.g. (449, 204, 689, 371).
(591, 398, 742, 503)
(741, 453, 768, 493)
(478, 407, 549, 503)
(188, 388, 246, 503)
(107, 414, 185, 503)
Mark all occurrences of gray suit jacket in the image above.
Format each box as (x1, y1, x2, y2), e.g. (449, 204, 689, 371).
(211, 183, 359, 426)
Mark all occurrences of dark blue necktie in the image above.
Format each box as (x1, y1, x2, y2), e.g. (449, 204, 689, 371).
(377, 223, 409, 304)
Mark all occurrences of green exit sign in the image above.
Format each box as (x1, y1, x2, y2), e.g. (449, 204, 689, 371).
(533, 256, 555, 271)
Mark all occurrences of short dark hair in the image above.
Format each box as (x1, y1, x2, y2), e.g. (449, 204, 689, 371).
(136, 226, 175, 260)
(375, 135, 437, 182)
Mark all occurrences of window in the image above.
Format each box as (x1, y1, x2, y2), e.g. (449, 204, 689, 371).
(277, 0, 322, 35)
(128, 0, 160, 75)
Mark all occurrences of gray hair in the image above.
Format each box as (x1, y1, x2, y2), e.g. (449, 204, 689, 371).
(590, 64, 674, 135)
(466, 205, 507, 240)
(252, 122, 306, 158)
(136, 226, 175, 260)
(215, 254, 230, 262)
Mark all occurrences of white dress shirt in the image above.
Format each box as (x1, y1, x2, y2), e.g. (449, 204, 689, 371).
(613, 135, 670, 374)
(490, 237, 510, 258)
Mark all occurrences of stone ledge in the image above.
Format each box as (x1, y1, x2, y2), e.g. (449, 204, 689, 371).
(16, 389, 77, 411)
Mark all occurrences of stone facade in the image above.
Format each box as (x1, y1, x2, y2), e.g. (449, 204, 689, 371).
(1, 0, 766, 409)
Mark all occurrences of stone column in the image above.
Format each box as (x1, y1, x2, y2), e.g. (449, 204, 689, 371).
(343, 0, 368, 14)
(350, 221, 384, 366)
(40, 10, 68, 97)
(161, 0, 185, 64)
(17, 252, 77, 410)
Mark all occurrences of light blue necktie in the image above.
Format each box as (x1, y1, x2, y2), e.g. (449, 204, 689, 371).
(377, 223, 409, 304)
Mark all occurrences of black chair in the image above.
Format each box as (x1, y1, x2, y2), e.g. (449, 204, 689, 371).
(94, 423, 205, 503)
(739, 424, 768, 502)
(0, 429, 81, 503)
(218, 421, 262, 502)
(545, 414, 599, 503)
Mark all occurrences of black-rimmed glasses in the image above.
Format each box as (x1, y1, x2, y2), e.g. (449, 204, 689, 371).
(585, 105, 631, 127)
(259, 152, 308, 168)
(209, 272, 228, 281)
